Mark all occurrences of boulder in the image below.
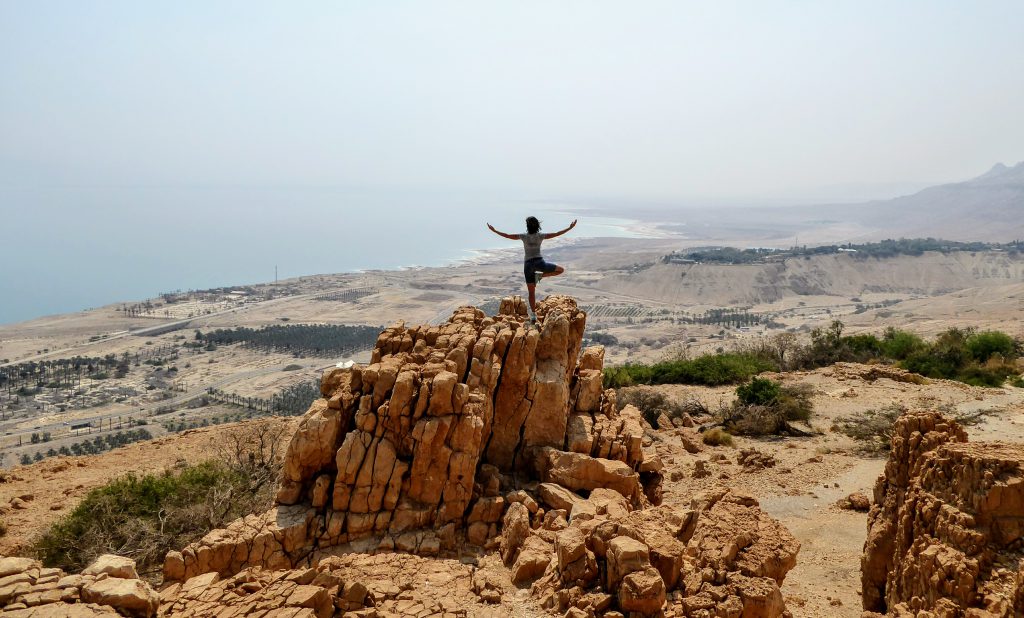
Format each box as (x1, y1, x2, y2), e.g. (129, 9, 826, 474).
(81, 577, 159, 618)
(511, 536, 552, 585)
(617, 567, 665, 614)
(540, 449, 640, 501)
(82, 555, 138, 580)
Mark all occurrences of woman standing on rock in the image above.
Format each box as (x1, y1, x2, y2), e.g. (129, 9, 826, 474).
(487, 216, 576, 324)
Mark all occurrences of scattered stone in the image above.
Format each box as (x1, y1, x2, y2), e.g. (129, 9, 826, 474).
(835, 492, 870, 512)
(737, 448, 776, 471)
(692, 460, 711, 479)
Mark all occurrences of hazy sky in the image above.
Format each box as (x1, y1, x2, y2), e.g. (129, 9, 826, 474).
(3, 1, 1023, 202)
(2, 2, 1024, 324)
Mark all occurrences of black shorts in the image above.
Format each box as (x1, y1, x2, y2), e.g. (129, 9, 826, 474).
(524, 257, 558, 284)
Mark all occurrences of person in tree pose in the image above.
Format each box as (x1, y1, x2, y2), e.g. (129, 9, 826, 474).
(487, 216, 576, 323)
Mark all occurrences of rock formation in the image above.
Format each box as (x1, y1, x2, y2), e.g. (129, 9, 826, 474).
(163, 297, 661, 579)
(0, 554, 159, 617)
(152, 296, 801, 616)
(862, 411, 1024, 616)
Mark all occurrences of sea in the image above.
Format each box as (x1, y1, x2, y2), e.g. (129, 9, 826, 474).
(0, 186, 652, 325)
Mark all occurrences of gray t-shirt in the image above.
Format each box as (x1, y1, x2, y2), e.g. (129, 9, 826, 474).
(517, 232, 544, 260)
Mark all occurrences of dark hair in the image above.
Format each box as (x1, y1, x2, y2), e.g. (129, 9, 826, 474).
(526, 216, 541, 234)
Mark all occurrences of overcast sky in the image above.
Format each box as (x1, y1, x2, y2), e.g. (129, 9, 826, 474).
(2, 1, 1023, 202)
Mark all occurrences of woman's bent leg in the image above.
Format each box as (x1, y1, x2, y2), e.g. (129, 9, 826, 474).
(542, 265, 565, 278)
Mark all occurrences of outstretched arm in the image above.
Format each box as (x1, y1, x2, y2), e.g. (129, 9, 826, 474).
(545, 219, 577, 239)
(487, 223, 519, 240)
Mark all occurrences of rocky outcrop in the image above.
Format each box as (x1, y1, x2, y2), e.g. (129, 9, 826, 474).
(156, 295, 798, 616)
(862, 411, 1024, 616)
(509, 487, 799, 617)
(0, 555, 158, 617)
(166, 296, 661, 583)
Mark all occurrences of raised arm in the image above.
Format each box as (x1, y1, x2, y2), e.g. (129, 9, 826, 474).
(545, 219, 577, 240)
(487, 223, 519, 240)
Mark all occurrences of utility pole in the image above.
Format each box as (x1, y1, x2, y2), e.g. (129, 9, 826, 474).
(275, 266, 278, 284)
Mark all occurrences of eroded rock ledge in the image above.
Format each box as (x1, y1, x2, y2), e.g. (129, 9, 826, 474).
(862, 411, 1024, 617)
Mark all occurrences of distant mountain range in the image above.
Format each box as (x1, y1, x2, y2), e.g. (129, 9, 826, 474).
(815, 161, 1024, 242)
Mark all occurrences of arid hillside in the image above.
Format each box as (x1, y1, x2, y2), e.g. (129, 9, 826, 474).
(588, 250, 1024, 307)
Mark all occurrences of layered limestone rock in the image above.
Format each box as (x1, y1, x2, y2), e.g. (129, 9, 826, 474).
(862, 411, 1024, 617)
(167, 297, 662, 582)
(0, 555, 158, 617)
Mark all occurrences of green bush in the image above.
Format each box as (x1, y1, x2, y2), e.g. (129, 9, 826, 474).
(721, 379, 815, 435)
(844, 334, 884, 357)
(966, 331, 1016, 363)
(736, 377, 781, 407)
(32, 460, 274, 579)
(604, 353, 775, 389)
(880, 328, 926, 360)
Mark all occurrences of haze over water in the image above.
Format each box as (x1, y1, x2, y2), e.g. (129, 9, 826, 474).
(0, 185, 638, 325)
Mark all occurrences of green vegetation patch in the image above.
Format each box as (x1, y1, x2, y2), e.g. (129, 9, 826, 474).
(197, 323, 381, 357)
(718, 377, 814, 436)
(33, 462, 249, 576)
(603, 353, 775, 389)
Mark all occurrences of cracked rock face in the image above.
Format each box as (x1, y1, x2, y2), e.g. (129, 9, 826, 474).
(862, 411, 1024, 617)
(167, 296, 663, 583)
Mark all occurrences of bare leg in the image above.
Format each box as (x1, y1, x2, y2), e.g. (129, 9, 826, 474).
(527, 283, 537, 314)
(541, 266, 565, 278)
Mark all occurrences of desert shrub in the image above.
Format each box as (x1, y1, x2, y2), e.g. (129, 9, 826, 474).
(604, 353, 775, 389)
(956, 358, 1019, 387)
(836, 403, 991, 453)
(719, 378, 814, 435)
(32, 421, 284, 579)
(966, 331, 1016, 363)
(900, 327, 1020, 386)
(1011, 376, 1024, 388)
(736, 377, 781, 407)
(701, 427, 734, 447)
(880, 328, 926, 360)
(615, 387, 687, 428)
(32, 462, 253, 577)
(776, 383, 815, 423)
(834, 403, 906, 453)
(844, 334, 884, 357)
